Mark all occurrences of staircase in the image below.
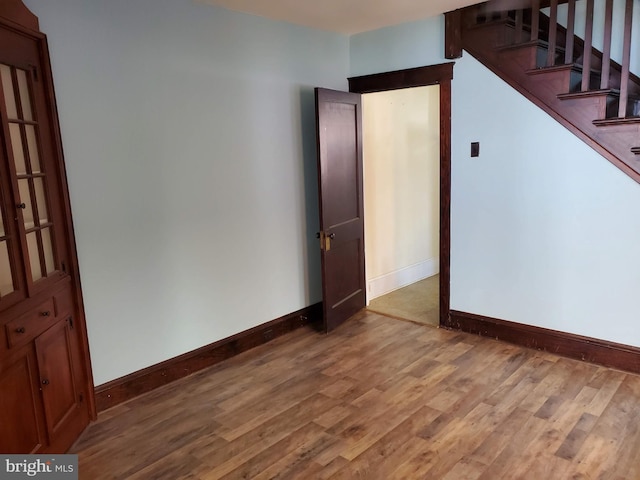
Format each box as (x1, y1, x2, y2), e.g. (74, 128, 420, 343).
(445, 0, 640, 182)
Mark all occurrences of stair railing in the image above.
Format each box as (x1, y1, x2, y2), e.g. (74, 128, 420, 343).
(479, 0, 638, 118)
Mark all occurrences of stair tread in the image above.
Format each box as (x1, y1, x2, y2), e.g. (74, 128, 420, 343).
(466, 17, 514, 30)
(527, 64, 575, 75)
(499, 39, 566, 53)
(593, 116, 640, 126)
(558, 89, 618, 100)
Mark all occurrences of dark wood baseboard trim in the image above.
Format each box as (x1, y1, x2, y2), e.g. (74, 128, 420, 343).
(447, 310, 640, 374)
(95, 303, 323, 412)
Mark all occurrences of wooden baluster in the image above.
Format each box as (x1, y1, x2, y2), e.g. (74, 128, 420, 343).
(515, 9, 523, 44)
(618, 0, 634, 118)
(547, 0, 558, 66)
(531, 0, 540, 42)
(581, 0, 595, 91)
(564, 0, 576, 64)
(600, 0, 613, 89)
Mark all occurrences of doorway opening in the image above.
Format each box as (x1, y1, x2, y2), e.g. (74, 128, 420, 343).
(362, 86, 440, 327)
(348, 62, 453, 328)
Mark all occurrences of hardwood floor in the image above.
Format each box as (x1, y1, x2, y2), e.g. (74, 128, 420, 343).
(73, 311, 640, 479)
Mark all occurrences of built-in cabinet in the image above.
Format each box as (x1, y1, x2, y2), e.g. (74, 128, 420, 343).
(0, 1, 94, 453)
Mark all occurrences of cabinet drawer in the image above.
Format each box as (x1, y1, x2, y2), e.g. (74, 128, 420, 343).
(5, 298, 56, 349)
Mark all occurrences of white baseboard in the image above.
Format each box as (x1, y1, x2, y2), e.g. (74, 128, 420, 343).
(367, 258, 439, 302)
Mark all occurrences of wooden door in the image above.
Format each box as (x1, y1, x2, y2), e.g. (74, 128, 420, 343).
(315, 88, 365, 332)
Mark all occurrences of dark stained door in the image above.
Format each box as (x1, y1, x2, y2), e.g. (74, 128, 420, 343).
(315, 88, 365, 332)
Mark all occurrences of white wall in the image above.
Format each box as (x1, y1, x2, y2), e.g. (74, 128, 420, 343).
(25, 0, 349, 385)
(363, 87, 440, 300)
(351, 16, 640, 347)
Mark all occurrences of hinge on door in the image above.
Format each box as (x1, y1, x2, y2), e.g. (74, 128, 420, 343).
(79, 392, 84, 404)
(61, 261, 67, 273)
(68, 316, 74, 329)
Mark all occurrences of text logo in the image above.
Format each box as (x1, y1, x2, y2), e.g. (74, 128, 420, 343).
(1, 455, 77, 479)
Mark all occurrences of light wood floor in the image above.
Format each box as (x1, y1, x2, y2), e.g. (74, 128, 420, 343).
(73, 311, 640, 479)
(368, 275, 439, 326)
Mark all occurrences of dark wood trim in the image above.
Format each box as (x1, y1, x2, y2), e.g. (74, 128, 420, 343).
(438, 79, 452, 328)
(94, 303, 323, 412)
(448, 310, 640, 374)
(0, 0, 39, 31)
(349, 63, 454, 329)
(348, 63, 454, 94)
(445, 10, 463, 59)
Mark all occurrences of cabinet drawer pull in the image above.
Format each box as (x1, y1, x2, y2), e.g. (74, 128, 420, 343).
(40, 311, 51, 317)
(41, 379, 50, 385)
(15, 327, 26, 334)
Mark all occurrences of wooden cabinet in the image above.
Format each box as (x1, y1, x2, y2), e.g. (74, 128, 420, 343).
(0, 1, 94, 453)
(0, 344, 46, 454)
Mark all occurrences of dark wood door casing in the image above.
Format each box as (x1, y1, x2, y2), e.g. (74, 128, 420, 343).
(315, 88, 366, 332)
(348, 63, 454, 327)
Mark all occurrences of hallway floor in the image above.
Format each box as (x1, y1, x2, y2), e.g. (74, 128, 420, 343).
(367, 274, 439, 327)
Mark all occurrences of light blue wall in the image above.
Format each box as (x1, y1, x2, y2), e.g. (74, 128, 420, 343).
(25, 0, 349, 385)
(350, 17, 445, 77)
(19, 0, 640, 384)
(351, 16, 640, 347)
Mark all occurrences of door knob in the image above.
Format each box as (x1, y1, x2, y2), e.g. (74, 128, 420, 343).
(16, 203, 26, 209)
(15, 327, 25, 334)
(328, 233, 336, 239)
(40, 311, 51, 317)
(41, 379, 50, 385)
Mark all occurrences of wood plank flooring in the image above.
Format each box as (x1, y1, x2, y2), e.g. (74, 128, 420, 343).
(73, 311, 640, 479)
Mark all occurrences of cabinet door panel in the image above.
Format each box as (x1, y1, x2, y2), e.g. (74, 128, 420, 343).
(0, 347, 45, 453)
(35, 319, 78, 442)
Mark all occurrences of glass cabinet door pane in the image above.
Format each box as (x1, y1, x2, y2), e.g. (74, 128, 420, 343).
(25, 125, 41, 173)
(9, 123, 26, 175)
(17, 179, 34, 229)
(0, 241, 14, 296)
(16, 69, 32, 121)
(41, 227, 54, 275)
(33, 178, 48, 224)
(26, 231, 42, 281)
(0, 64, 17, 119)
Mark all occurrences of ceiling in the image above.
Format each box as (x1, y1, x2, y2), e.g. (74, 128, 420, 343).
(198, 0, 484, 35)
